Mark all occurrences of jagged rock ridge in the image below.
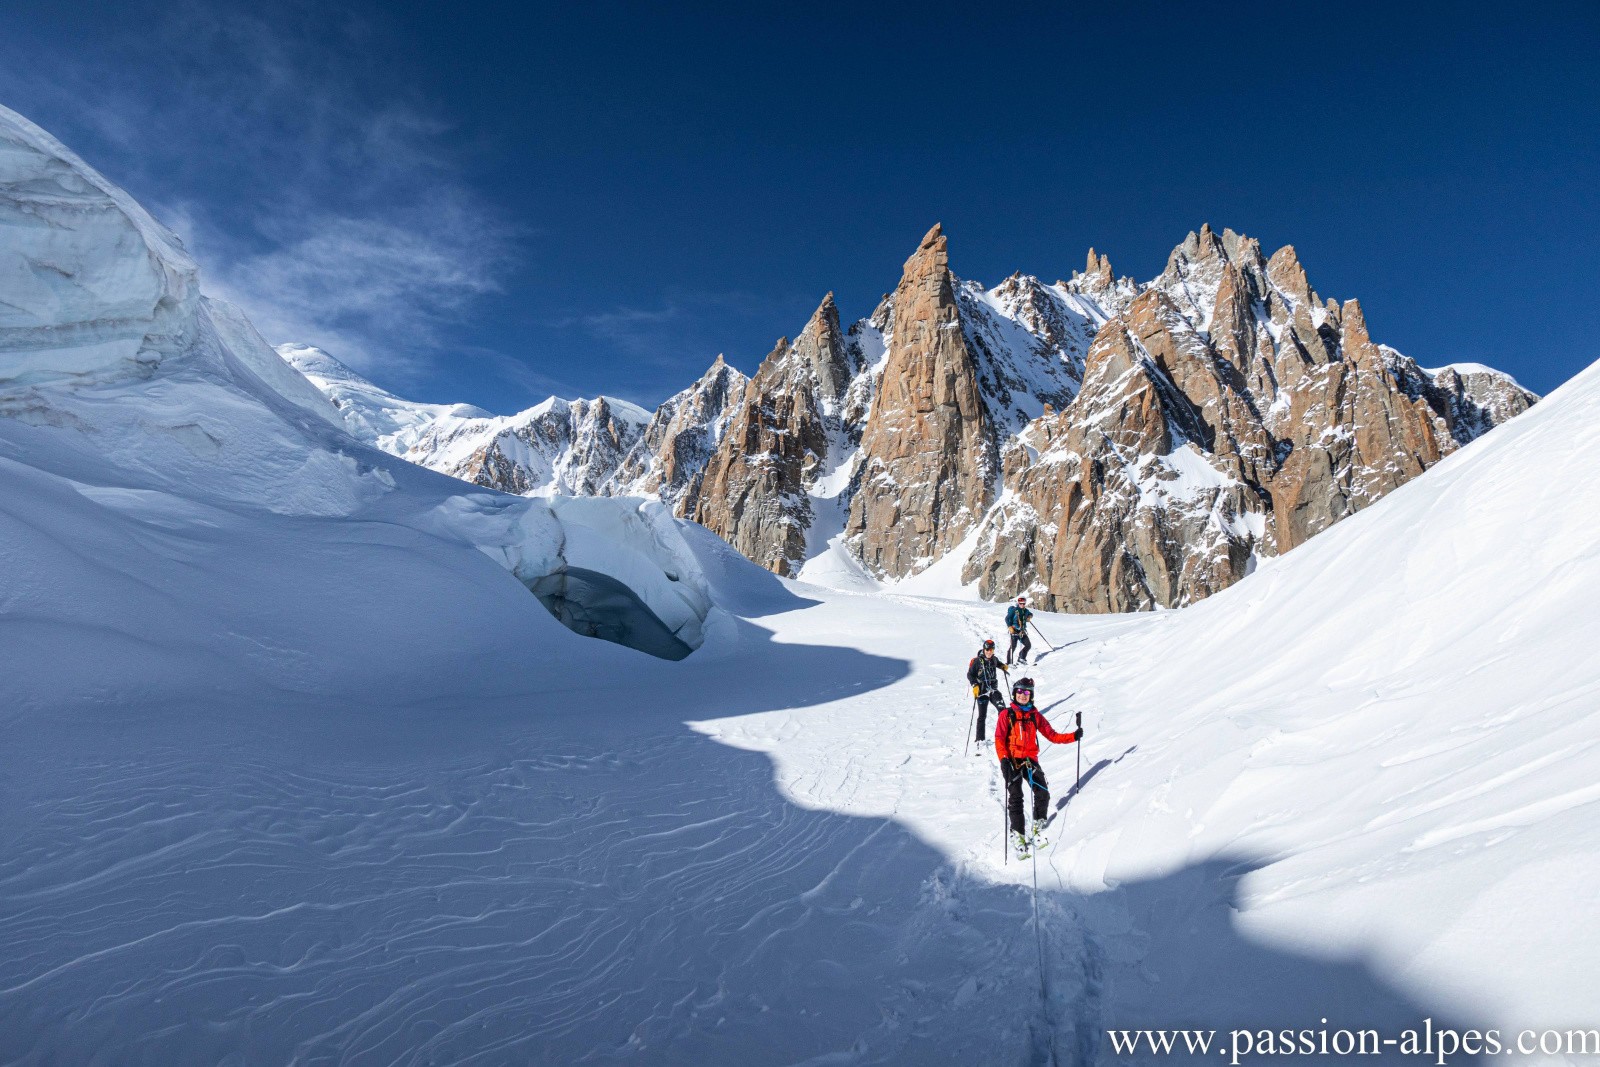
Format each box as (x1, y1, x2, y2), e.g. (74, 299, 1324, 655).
(961, 225, 1536, 610)
(605, 355, 749, 518)
(288, 224, 1536, 612)
(695, 293, 860, 576)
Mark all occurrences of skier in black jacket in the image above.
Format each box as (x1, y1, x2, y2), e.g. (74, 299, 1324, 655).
(965, 638, 1010, 746)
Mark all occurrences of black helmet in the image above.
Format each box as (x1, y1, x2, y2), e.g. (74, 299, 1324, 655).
(982, 638, 996, 650)
(1013, 677, 1036, 701)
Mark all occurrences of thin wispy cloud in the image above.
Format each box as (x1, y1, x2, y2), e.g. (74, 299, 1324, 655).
(0, 3, 515, 382)
(562, 289, 812, 372)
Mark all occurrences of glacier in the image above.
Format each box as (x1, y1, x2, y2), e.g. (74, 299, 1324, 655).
(1, 98, 1598, 1066)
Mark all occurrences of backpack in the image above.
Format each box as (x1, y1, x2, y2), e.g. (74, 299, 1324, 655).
(1000, 705, 1035, 753)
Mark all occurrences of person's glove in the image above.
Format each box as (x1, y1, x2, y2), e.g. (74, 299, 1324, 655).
(999, 663, 1010, 673)
(972, 685, 981, 697)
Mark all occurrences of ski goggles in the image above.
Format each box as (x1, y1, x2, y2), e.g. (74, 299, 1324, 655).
(1013, 688, 1033, 700)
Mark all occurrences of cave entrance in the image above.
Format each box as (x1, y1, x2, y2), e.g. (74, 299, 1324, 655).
(526, 566, 696, 661)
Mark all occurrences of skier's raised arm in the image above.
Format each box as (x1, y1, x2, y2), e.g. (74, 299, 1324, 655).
(1034, 712, 1081, 746)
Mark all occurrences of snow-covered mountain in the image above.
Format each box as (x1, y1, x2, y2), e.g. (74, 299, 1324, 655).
(278, 342, 493, 453)
(700, 224, 1537, 603)
(605, 353, 749, 515)
(3, 100, 1597, 1064)
(278, 343, 652, 497)
(290, 225, 1535, 610)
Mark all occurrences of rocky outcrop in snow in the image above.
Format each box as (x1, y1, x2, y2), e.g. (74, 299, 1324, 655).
(962, 225, 1538, 610)
(607, 355, 747, 518)
(695, 293, 860, 576)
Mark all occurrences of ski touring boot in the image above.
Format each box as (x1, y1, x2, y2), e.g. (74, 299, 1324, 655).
(1011, 830, 1032, 859)
(1028, 822, 1049, 850)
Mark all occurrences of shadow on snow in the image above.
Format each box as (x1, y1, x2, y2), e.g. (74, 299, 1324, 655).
(0, 616, 1481, 1065)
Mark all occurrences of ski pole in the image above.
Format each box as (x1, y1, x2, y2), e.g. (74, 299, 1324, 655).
(964, 696, 977, 757)
(1030, 619, 1056, 652)
(1076, 710, 1083, 786)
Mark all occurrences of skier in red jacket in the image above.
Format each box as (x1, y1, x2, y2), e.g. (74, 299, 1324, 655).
(995, 677, 1082, 852)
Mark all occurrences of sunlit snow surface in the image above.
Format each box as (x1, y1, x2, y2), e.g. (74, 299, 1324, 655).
(2, 98, 1598, 1065)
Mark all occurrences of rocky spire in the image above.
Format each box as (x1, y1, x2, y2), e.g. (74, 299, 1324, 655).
(789, 291, 854, 403)
(1164, 222, 1227, 276)
(1340, 297, 1374, 352)
(1082, 247, 1114, 289)
(845, 223, 993, 578)
(1266, 244, 1315, 307)
(607, 354, 748, 516)
(692, 290, 861, 577)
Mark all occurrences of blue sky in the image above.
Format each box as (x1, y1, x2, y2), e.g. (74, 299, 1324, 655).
(4, 1, 1597, 410)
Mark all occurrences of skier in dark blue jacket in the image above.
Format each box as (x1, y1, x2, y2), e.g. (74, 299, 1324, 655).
(1004, 596, 1033, 666)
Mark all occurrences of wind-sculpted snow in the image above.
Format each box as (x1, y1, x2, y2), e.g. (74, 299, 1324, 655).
(0, 102, 729, 706)
(1, 583, 1477, 1066)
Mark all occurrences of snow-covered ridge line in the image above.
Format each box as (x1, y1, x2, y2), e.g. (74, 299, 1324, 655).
(277, 342, 652, 497)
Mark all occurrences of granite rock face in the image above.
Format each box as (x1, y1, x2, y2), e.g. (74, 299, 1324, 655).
(844, 225, 996, 578)
(961, 225, 1537, 609)
(291, 223, 1536, 611)
(695, 293, 859, 575)
(607, 355, 747, 517)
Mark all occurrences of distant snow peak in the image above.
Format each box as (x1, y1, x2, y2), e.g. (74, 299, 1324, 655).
(286, 221, 1537, 612)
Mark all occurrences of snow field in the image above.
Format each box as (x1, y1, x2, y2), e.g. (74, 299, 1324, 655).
(3, 97, 1597, 1066)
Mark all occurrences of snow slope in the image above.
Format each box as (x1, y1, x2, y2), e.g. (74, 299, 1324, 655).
(278, 342, 493, 453)
(1050, 355, 1600, 1037)
(719, 357, 1600, 1059)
